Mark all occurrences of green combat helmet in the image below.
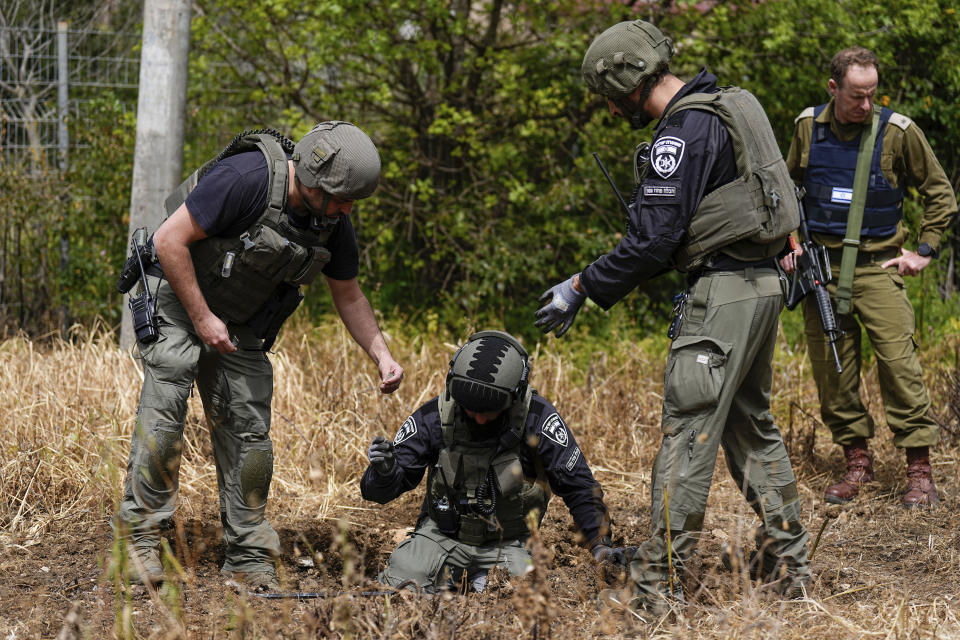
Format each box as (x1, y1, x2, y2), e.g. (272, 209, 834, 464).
(446, 331, 530, 414)
(581, 20, 673, 99)
(582, 20, 673, 129)
(292, 121, 381, 200)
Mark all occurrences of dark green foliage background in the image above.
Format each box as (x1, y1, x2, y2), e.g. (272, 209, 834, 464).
(3, 0, 958, 346)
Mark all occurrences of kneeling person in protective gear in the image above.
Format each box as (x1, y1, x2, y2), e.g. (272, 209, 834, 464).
(362, 331, 622, 593)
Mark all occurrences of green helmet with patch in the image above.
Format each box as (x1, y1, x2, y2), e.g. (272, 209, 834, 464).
(292, 121, 380, 200)
(446, 331, 530, 414)
(581, 20, 674, 100)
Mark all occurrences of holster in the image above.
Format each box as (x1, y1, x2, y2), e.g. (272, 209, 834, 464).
(246, 283, 304, 351)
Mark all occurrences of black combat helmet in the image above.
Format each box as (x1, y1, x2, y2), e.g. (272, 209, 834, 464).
(446, 331, 529, 414)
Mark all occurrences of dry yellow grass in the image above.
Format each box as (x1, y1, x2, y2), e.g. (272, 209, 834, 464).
(0, 318, 958, 638)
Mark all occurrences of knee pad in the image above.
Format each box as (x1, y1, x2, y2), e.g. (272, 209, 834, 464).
(140, 422, 183, 491)
(239, 443, 274, 509)
(133, 421, 183, 508)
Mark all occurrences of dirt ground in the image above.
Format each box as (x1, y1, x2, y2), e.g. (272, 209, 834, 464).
(3, 441, 960, 639)
(2, 330, 959, 638)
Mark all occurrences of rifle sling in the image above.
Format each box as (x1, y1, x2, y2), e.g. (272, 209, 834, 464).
(835, 111, 879, 316)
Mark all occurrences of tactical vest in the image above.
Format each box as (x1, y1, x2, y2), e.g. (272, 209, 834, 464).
(654, 87, 800, 271)
(801, 104, 905, 238)
(163, 133, 333, 327)
(427, 389, 550, 545)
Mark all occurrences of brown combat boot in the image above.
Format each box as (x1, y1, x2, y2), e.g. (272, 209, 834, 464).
(824, 439, 874, 504)
(902, 446, 938, 508)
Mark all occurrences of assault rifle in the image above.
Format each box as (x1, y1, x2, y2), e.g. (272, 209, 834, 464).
(784, 187, 843, 373)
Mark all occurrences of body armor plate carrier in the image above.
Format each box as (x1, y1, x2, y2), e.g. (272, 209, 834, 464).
(427, 388, 550, 545)
(164, 133, 333, 330)
(801, 104, 904, 238)
(655, 87, 800, 271)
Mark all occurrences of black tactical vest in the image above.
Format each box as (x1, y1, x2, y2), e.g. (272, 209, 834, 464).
(427, 389, 550, 545)
(164, 133, 333, 326)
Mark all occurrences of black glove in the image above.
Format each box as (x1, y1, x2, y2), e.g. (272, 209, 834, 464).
(367, 435, 396, 475)
(592, 543, 628, 566)
(534, 274, 586, 338)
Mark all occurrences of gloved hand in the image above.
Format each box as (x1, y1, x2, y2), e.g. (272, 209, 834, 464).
(592, 543, 629, 567)
(367, 435, 397, 475)
(534, 274, 586, 338)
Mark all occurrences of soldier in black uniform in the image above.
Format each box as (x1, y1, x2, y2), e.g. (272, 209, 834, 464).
(361, 331, 624, 592)
(535, 20, 810, 610)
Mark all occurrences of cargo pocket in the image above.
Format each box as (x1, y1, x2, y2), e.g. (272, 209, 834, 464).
(886, 270, 906, 290)
(663, 335, 731, 416)
(385, 530, 451, 591)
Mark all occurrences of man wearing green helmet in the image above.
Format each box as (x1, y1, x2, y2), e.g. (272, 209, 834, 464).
(536, 20, 810, 609)
(114, 122, 403, 592)
(361, 331, 623, 592)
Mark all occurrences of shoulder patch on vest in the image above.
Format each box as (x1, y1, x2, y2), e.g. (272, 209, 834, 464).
(794, 106, 815, 123)
(652, 136, 685, 179)
(564, 446, 581, 472)
(887, 112, 912, 131)
(394, 416, 417, 445)
(541, 413, 569, 447)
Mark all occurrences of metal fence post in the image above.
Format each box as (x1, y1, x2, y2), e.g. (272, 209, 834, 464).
(57, 20, 69, 171)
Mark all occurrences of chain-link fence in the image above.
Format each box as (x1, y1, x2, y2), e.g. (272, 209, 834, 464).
(0, 22, 139, 169)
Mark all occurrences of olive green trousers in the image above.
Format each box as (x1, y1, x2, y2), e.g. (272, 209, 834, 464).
(802, 257, 937, 448)
(631, 268, 810, 606)
(379, 518, 531, 593)
(113, 281, 280, 574)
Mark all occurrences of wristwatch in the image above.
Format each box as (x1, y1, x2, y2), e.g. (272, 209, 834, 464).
(916, 242, 938, 259)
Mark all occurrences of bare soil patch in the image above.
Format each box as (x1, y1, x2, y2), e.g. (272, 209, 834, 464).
(2, 327, 958, 638)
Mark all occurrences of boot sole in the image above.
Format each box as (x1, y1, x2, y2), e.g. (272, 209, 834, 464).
(823, 494, 854, 504)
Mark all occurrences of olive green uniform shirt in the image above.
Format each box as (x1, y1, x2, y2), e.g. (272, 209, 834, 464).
(786, 98, 957, 253)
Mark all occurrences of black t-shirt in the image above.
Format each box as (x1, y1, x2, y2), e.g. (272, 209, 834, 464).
(184, 150, 359, 280)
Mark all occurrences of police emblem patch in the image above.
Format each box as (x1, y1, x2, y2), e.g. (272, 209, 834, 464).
(541, 413, 569, 447)
(394, 416, 417, 445)
(652, 135, 685, 179)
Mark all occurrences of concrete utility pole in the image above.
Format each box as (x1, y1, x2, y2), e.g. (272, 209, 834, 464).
(120, 0, 192, 349)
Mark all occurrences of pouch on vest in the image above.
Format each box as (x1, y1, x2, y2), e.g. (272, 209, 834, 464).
(246, 283, 305, 351)
(190, 223, 316, 325)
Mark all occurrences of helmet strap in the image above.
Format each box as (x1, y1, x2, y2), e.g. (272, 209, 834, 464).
(613, 81, 655, 130)
(295, 175, 337, 231)
(309, 194, 338, 231)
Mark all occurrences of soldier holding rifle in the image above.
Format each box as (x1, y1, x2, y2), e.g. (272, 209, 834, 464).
(782, 47, 957, 508)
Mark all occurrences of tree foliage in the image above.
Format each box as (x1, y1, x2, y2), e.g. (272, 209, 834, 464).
(3, 0, 958, 339)
(186, 0, 958, 339)
(188, 0, 679, 339)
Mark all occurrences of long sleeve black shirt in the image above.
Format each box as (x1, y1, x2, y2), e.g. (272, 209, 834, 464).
(580, 70, 739, 309)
